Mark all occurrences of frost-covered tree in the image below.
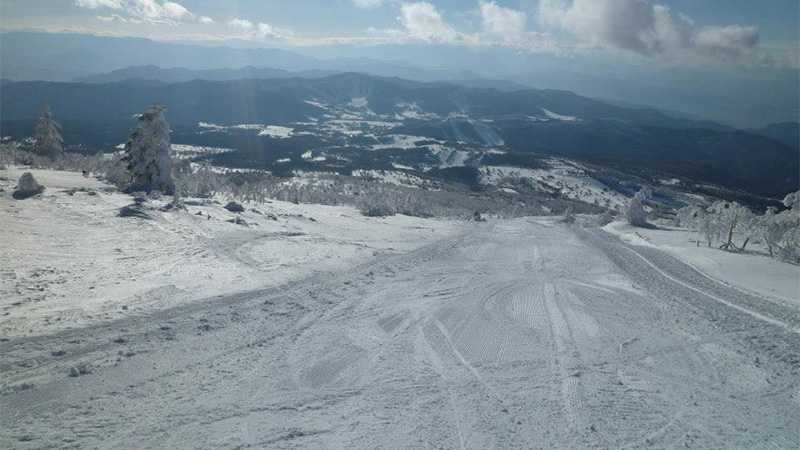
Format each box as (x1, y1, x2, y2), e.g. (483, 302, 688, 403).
(625, 189, 649, 227)
(122, 105, 175, 194)
(760, 191, 800, 262)
(32, 105, 64, 159)
(708, 201, 755, 251)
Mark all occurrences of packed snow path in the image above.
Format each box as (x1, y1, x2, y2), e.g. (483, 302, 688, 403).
(2, 218, 799, 448)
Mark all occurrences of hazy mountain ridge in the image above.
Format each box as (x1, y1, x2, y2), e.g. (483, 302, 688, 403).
(73, 65, 339, 84)
(1, 73, 796, 197)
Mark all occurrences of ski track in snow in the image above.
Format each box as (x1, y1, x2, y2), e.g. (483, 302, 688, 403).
(1, 219, 799, 448)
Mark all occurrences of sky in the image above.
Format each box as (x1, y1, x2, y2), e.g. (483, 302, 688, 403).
(2, 0, 798, 71)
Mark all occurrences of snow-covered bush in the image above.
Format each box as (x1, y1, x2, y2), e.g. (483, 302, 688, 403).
(12, 172, 45, 199)
(33, 105, 63, 160)
(122, 105, 175, 194)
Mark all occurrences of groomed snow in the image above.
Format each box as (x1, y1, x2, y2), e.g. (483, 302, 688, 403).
(604, 221, 800, 306)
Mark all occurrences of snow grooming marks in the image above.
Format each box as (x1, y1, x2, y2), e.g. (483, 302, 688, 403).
(619, 244, 800, 335)
(543, 283, 584, 439)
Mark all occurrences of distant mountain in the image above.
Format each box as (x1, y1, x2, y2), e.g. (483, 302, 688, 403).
(0, 32, 484, 85)
(74, 65, 337, 84)
(1, 72, 796, 197)
(748, 122, 799, 150)
(0, 32, 317, 82)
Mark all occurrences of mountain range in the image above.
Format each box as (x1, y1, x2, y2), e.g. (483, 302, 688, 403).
(2, 72, 796, 198)
(2, 31, 798, 128)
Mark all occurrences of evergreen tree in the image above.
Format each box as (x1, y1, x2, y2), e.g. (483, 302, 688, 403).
(122, 105, 175, 194)
(625, 189, 649, 227)
(33, 105, 64, 159)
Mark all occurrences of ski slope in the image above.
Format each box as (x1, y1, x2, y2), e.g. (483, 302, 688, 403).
(2, 218, 798, 448)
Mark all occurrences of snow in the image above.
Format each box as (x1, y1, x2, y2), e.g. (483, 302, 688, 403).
(257, 125, 294, 139)
(481, 159, 628, 209)
(198, 122, 294, 139)
(0, 167, 461, 338)
(604, 221, 800, 306)
(304, 99, 329, 110)
(352, 169, 437, 189)
(372, 134, 437, 150)
(171, 144, 234, 160)
(4, 217, 798, 448)
(541, 108, 580, 122)
(395, 102, 440, 121)
(348, 97, 369, 109)
(660, 178, 681, 186)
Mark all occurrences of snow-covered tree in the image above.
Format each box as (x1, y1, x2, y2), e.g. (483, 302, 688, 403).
(122, 105, 175, 194)
(32, 105, 64, 159)
(760, 192, 800, 262)
(561, 206, 576, 224)
(783, 191, 800, 211)
(708, 201, 755, 251)
(625, 189, 649, 227)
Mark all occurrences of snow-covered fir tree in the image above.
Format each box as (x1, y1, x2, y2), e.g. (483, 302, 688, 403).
(625, 189, 649, 227)
(33, 105, 64, 159)
(122, 105, 175, 194)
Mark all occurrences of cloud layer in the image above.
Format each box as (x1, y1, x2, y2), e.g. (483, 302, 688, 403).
(538, 0, 760, 61)
(73, 0, 781, 66)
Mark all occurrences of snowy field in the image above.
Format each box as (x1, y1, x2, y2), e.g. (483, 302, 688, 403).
(0, 167, 460, 338)
(1, 168, 799, 449)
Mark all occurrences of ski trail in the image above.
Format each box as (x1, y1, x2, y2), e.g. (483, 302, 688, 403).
(542, 283, 583, 435)
(434, 319, 492, 393)
(619, 244, 800, 334)
(415, 323, 467, 450)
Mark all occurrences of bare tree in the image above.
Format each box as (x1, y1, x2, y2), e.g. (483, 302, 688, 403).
(33, 105, 64, 159)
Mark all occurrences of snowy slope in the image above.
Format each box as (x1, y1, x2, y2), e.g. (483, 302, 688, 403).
(2, 218, 798, 448)
(0, 167, 460, 337)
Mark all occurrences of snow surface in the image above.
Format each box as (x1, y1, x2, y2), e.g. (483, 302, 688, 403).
(3, 216, 798, 448)
(0, 167, 460, 338)
(604, 221, 800, 306)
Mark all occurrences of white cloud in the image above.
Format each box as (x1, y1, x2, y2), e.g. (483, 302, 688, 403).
(198, 16, 214, 24)
(352, 0, 384, 9)
(97, 14, 128, 23)
(480, 1, 526, 36)
(228, 18, 254, 30)
(399, 2, 460, 43)
(75, 0, 124, 9)
(694, 25, 759, 58)
(75, 0, 208, 25)
(161, 1, 191, 20)
(537, 0, 760, 61)
(227, 18, 293, 41)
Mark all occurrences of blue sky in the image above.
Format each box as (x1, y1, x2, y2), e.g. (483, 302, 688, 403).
(2, 0, 798, 70)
